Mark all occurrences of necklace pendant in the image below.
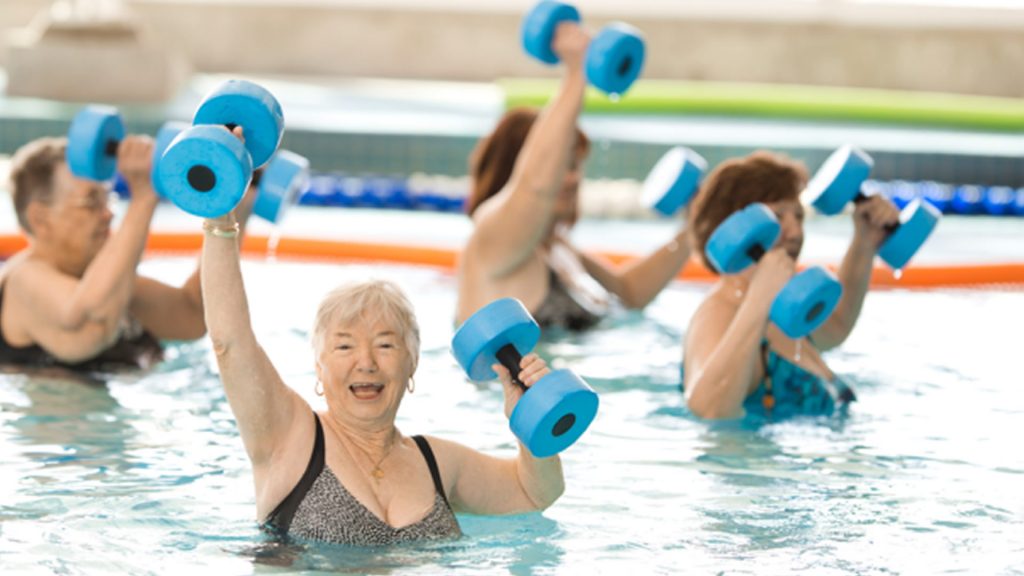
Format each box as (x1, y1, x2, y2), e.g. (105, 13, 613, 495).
(372, 468, 385, 479)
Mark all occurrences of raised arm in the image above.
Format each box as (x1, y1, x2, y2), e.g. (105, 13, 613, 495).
(201, 201, 303, 467)
(684, 248, 794, 419)
(430, 354, 564, 514)
(572, 227, 692, 309)
(811, 195, 900, 350)
(470, 24, 589, 277)
(9, 137, 158, 361)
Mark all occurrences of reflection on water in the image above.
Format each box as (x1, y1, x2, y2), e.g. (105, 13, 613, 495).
(1, 260, 1022, 574)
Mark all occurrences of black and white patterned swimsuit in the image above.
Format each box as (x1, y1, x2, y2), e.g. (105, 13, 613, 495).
(264, 414, 462, 546)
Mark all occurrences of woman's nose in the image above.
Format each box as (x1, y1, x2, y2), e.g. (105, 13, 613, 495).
(355, 348, 378, 371)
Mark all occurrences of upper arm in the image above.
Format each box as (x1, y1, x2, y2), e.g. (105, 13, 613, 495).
(469, 184, 557, 279)
(425, 436, 541, 515)
(214, 332, 307, 467)
(130, 274, 206, 340)
(682, 299, 733, 391)
(6, 264, 117, 361)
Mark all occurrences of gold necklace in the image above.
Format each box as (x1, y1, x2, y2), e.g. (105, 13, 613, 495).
(351, 433, 398, 480)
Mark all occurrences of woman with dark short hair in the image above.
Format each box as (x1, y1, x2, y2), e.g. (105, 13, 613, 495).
(456, 23, 691, 331)
(682, 151, 900, 420)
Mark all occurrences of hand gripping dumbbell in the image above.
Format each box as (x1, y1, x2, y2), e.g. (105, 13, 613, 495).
(251, 150, 310, 224)
(706, 204, 843, 339)
(641, 146, 707, 216)
(66, 105, 187, 184)
(522, 0, 645, 96)
(154, 79, 284, 218)
(803, 145, 941, 270)
(452, 298, 599, 458)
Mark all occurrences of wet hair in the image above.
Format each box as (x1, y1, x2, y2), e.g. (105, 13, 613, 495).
(8, 137, 68, 234)
(465, 107, 590, 216)
(312, 279, 420, 372)
(688, 150, 808, 272)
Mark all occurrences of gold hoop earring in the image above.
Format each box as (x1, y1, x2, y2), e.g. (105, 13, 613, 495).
(315, 380, 324, 396)
(406, 377, 415, 394)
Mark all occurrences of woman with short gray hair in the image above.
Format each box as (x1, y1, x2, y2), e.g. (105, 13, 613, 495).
(201, 208, 565, 546)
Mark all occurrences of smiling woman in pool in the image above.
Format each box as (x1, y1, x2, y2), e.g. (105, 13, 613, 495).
(201, 208, 565, 546)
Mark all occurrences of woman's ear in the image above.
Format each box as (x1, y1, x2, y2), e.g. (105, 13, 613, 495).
(24, 201, 50, 237)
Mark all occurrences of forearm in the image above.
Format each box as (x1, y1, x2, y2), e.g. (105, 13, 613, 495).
(70, 198, 158, 326)
(611, 229, 692, 309)
(201, 217, 256, 350)
(510, 68, 586, 200)
(686, 301, 770, 419)
(817, 234, 876, 348)
(514, 448, 565, 510)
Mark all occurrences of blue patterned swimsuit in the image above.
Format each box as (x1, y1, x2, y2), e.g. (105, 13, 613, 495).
(743, 341, 855, 418)
(683, 340, 855, 419)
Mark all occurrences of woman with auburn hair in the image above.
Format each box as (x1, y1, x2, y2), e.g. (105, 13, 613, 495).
(455, 22, 691, 331)
(682, 151, 900, 420)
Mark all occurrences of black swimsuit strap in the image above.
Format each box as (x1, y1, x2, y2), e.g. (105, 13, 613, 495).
(265, 412, 325, 535)
(411, 435, 451, 510)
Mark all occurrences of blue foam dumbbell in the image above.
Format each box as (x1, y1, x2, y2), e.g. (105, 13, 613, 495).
(641, 146, 707, 216)
(803, 145, 942, 270)
(452, 298, 599, 458)
(67, 106, 187, 187)
(67, 105, 125, 181)
(155, 80, 284, 219)
(705, 204, 843, 339)
(252, 150, 309, 224)
(111, 121, 188, 198)
(522, 1, 645, 96)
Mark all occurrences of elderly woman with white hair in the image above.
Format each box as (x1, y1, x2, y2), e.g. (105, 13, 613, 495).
(200, 209, 564, 546)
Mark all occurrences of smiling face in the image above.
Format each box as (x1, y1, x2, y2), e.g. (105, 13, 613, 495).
(316, 313, 415, 426)
(311, 281, 421, 427)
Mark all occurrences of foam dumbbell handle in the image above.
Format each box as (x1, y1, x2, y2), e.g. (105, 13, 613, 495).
(494, 344, 530, 391)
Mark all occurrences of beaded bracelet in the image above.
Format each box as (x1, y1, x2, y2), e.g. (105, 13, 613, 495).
(202, 220, 240, 238)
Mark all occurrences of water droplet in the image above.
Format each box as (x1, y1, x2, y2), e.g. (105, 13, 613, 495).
(609, 93, 621, 103)
(893, 268, 903, 281)
(794, 339, 802, 362)
(600, 139, 611, 152)
(267, 228, 282, 261)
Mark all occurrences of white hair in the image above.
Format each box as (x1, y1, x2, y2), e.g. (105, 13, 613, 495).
(311, 279, 420, 371)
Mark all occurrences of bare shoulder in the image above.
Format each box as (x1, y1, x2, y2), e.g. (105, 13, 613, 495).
(688, 286, 740, 332)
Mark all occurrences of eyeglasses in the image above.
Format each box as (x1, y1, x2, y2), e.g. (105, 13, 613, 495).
(68, 189, 118, 213)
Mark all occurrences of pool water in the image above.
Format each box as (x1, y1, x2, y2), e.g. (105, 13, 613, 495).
(1, 258, 1022, 574)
